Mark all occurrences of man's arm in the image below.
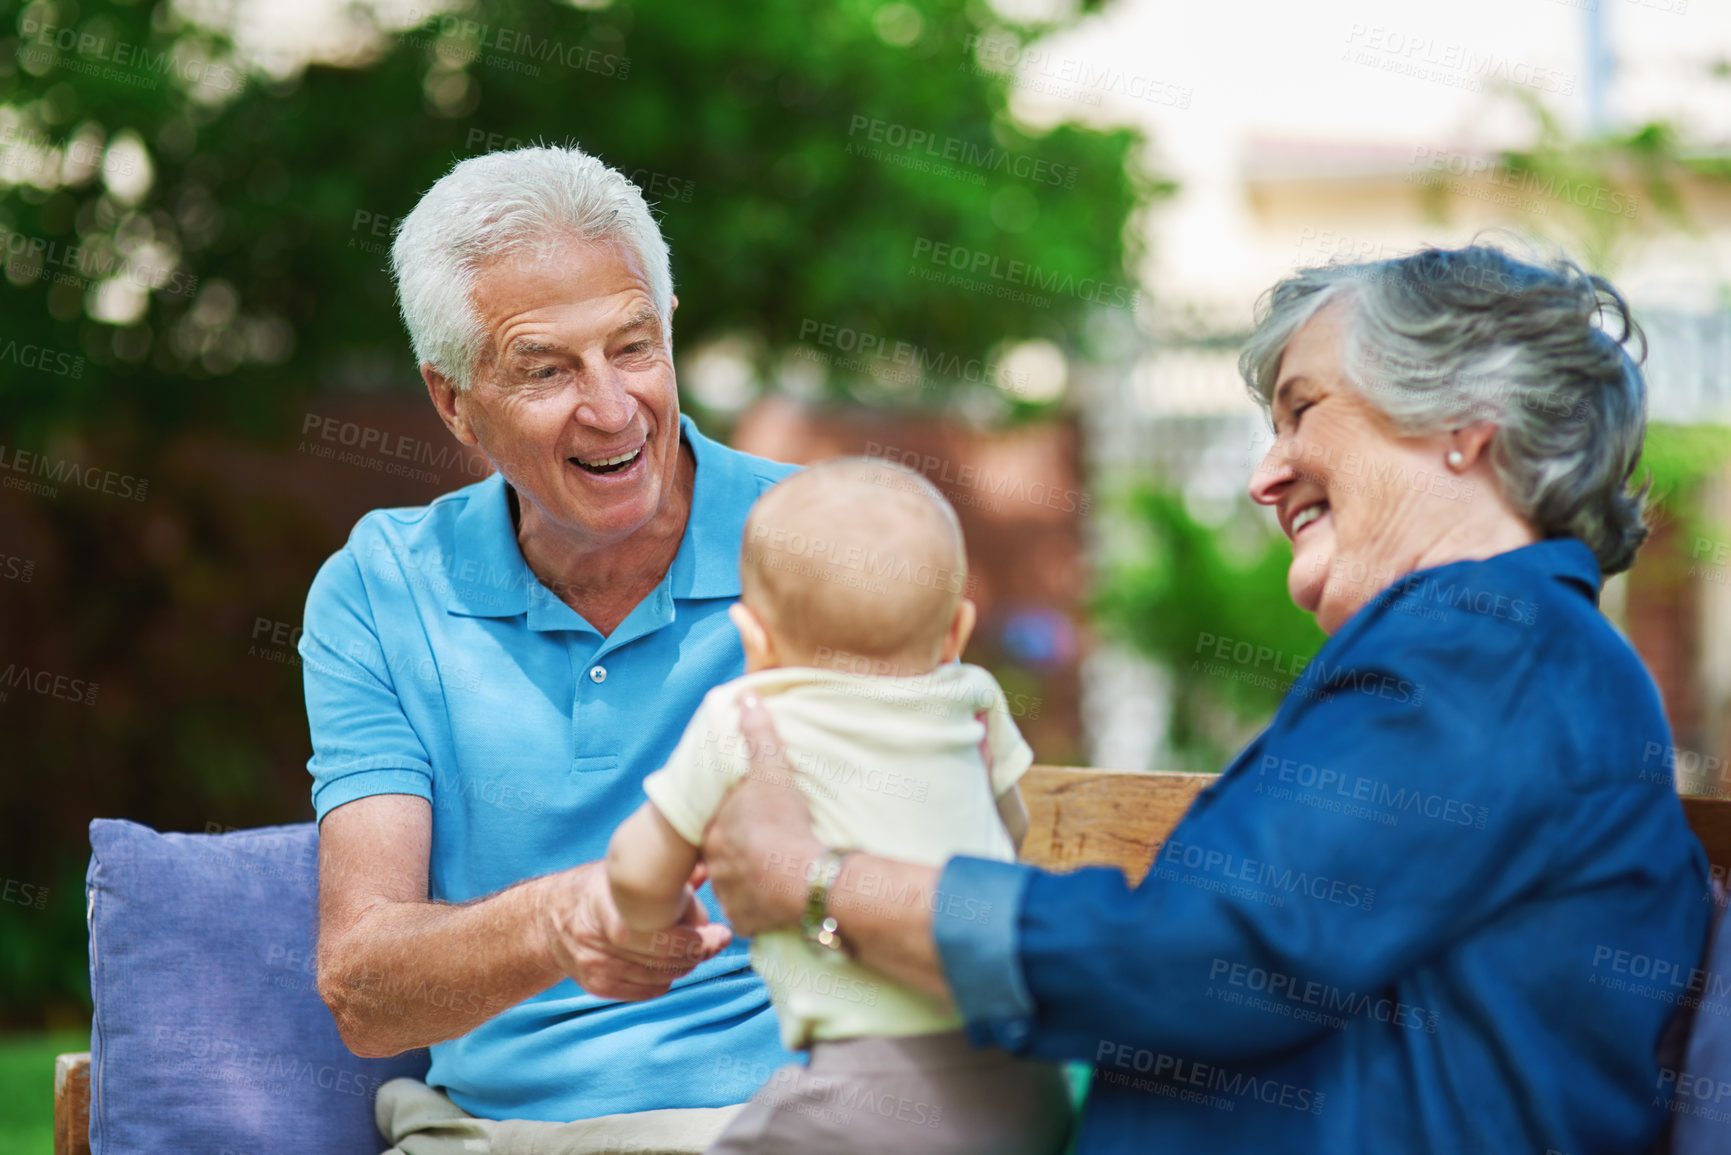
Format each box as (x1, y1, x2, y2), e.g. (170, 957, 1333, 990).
(607, 802, 702, 932)
(317, 793, 731, 1058)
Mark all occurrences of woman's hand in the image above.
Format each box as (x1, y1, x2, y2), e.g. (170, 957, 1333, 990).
(703, 691, 954, 1000)
(702, 692, 825, 937)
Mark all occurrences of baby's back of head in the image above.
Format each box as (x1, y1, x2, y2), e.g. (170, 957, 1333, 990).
(741, 458, 968, 673)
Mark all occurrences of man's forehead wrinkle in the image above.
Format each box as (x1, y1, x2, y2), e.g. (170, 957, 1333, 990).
(488, 291, 658, 359)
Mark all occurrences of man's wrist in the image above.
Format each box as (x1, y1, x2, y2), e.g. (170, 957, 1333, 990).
(531, 863, 592, 973)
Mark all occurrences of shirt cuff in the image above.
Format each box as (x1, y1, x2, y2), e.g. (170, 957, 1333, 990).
(311, 764, 432, 824)
(933, 856, 1038, 1052)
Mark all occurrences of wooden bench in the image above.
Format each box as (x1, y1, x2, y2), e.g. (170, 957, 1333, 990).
(52, 765, 1731, 1155)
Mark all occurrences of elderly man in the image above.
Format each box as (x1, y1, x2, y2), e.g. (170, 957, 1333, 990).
(300, 145, 796, 1154)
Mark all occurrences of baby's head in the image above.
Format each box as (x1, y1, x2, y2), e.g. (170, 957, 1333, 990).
(733, 458, 975, 676)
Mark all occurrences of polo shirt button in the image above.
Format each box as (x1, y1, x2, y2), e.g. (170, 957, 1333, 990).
(589, 665, 607, 684)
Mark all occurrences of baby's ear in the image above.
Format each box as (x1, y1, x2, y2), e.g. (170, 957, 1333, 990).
(942, 598, 978, 663)
(728, 602, 777, 672)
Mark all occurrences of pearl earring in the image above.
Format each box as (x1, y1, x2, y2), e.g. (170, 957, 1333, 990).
(1446, 450, 1465, 469)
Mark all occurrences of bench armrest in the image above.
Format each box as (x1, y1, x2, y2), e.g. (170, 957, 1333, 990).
(54, 1051, 90, 1155)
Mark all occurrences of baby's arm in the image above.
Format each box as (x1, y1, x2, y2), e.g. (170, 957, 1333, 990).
(606, 801, 702, 932)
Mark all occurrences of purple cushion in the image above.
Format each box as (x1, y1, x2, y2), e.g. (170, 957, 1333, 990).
(86, 819, 429, 1155)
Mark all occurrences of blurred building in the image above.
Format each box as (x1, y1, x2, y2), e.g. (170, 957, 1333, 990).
(1080, 136, 1731, 787)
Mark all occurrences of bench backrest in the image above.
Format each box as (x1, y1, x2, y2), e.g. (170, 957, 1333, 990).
(1018, 765, 1731, 884)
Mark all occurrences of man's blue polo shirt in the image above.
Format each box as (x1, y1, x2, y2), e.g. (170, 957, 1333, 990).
(299, 414, 798, 1122)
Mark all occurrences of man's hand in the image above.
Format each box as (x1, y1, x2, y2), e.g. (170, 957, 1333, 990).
(541, 860, 732, 1001)
(702, 692, 824, 938)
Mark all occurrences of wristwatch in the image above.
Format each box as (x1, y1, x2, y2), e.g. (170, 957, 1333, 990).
(801, 848, 851, 958)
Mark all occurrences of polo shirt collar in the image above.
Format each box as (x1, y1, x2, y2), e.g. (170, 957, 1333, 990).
(446, 413, 749, 622)
(668, 413, 753, 601)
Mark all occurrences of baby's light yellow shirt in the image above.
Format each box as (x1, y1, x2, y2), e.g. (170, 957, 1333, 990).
(642, 662, 1033, 1050)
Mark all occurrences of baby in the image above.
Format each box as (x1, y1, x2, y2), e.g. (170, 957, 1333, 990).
(606, 457, 1071, 1155)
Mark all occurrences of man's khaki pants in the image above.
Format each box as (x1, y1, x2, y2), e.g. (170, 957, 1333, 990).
(376, 1077, 744, 1155)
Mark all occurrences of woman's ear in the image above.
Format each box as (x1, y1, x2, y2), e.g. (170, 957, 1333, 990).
(728, 602, 779, 673)
(1448, 422, 1497, 470)
(941, 598, 978, 664)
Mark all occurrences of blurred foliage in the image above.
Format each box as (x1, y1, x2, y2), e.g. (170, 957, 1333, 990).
(0, 0, 1159, 442)
(1092, 486, 1325, 774)
(0, 0, 1159, 1024)
(0, 1027, 86, 1150)
(1640, 421, 1731, 544)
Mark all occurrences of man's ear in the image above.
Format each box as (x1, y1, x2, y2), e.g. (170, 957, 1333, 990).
(941, 598, 978, 664)
(424, 363, 479, 447)
(728, 602, 778, 672)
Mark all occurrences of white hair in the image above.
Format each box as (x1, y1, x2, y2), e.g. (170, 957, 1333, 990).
(1239, 241, 1650, 574)
(390, 144, 674, 391)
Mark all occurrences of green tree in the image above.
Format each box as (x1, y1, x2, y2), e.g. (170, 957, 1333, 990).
(0, 0, 1161, 1023)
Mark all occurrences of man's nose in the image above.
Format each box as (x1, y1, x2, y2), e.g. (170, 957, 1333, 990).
(574, 373, 638, 433)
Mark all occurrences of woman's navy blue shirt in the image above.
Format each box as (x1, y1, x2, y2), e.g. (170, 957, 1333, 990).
(936, 538, 1712, 1153)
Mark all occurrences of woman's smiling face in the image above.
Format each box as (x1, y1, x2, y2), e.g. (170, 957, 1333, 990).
(1248, 303, 1475, 634)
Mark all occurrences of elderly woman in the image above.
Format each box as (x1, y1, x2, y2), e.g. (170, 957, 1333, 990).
(702, 244, 1712, 1153)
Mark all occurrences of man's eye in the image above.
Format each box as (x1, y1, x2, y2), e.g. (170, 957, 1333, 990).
(620, 341, 651, 356)
(528, 366, 559, 380)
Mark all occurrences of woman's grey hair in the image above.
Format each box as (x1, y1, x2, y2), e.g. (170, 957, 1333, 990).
(391, 144, 673, 392)
(1239, 242, 1649, 574)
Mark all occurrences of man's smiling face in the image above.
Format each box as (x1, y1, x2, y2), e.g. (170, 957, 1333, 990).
(442, 237, 683, 551)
